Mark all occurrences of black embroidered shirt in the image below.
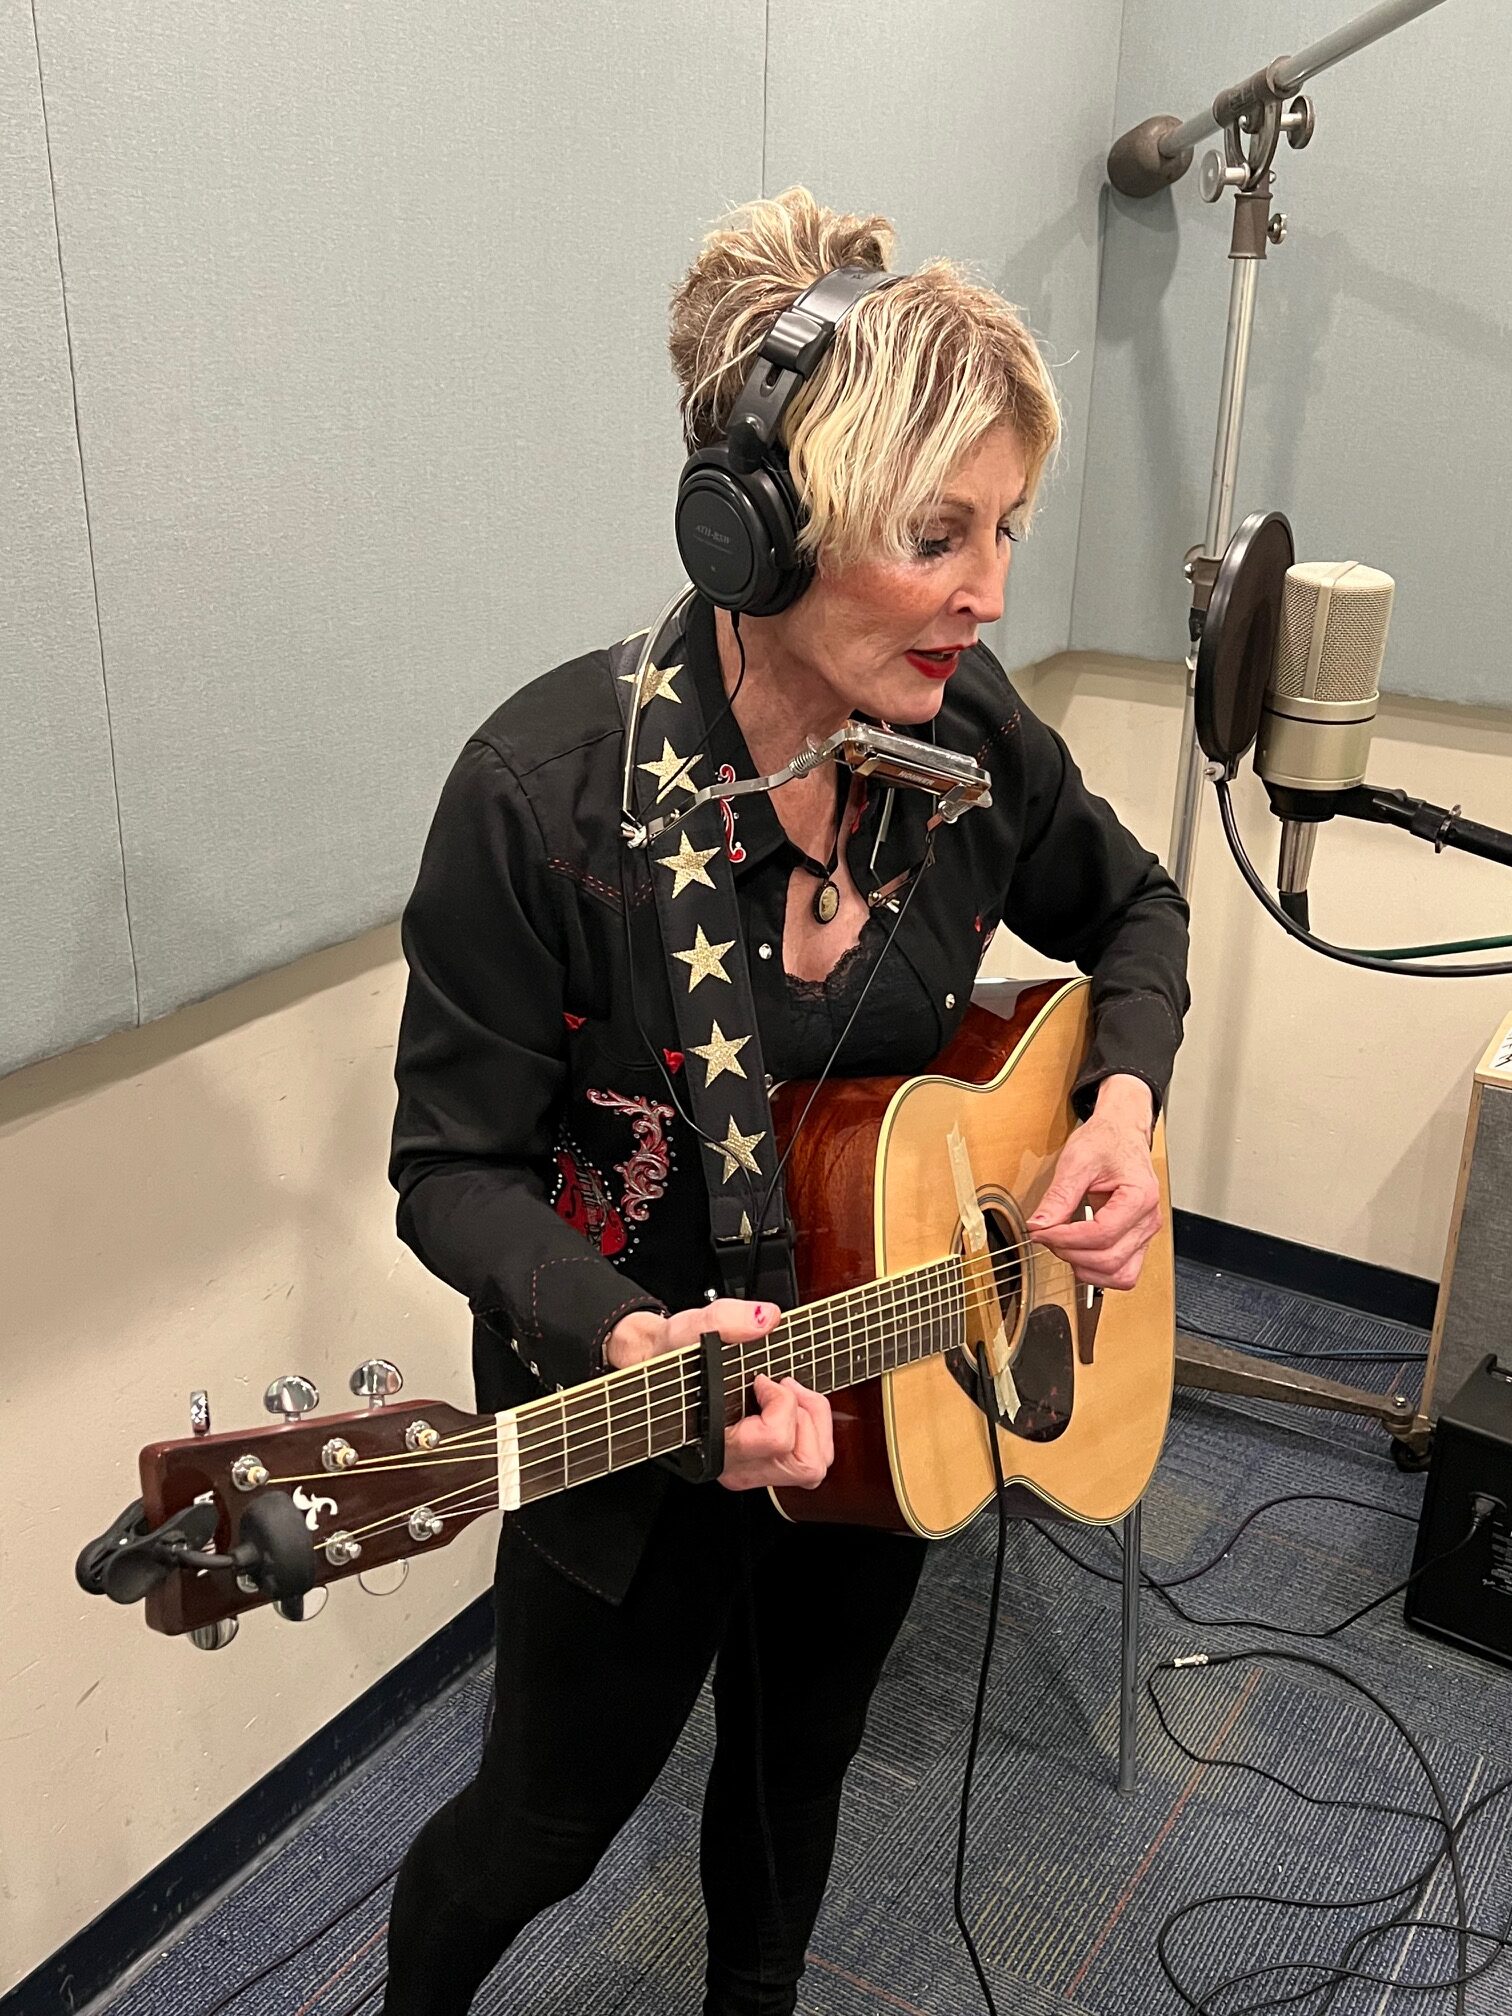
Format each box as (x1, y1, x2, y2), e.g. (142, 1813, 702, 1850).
(389, 594, 1190, 1599)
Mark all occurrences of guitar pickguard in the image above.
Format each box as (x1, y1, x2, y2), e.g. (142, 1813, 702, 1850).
(945, 1304, 1074, 1444)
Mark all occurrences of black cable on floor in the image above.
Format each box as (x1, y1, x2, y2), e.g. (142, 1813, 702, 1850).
(950, 1346, 1015, 2016)
(194, 1669, 496, 2015)
(323, 1975, 388, 2016)
(194, 1866, 397, 2016)
(1145, 1649, 1499, 2015)
(1031, 1489, 1417, 1598)
(1034, 1490, 1504, 2015)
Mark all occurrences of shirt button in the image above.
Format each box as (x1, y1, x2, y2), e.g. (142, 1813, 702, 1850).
(945, 993, 957, 1010)
(757, 942, 773, 961)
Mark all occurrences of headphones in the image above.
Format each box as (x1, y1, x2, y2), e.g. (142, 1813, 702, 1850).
(673, 264, 904, 617)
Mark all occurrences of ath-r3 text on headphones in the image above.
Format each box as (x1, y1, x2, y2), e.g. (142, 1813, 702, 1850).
(673, 264, 904, 617)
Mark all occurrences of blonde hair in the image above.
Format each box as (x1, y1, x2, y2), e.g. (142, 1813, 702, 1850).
(667, 186, 1062, 574)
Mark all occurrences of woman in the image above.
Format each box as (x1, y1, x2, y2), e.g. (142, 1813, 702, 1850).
(384, 188, 1189, 2015)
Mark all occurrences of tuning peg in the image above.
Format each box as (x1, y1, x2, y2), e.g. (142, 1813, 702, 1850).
(274, 1586, 328, 1624)
(350, 1359, 403, 1408)
(358, 1560, 410, 1597)
(188, 1618, 239, 1652)
(190, 1390, 211, 1437)
(264, 1375, 319, 1420)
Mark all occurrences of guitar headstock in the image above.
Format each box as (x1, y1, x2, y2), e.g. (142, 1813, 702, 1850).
(91, 1366, 497, 1638)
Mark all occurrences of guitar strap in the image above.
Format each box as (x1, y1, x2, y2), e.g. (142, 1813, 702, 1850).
(608, 609, 799, 1314)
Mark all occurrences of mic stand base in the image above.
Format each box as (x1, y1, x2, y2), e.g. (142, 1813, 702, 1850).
(1176, 1328, 1433, 1465)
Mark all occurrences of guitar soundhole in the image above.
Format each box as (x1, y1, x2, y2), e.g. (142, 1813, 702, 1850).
(945, 1202, 1074, 1443)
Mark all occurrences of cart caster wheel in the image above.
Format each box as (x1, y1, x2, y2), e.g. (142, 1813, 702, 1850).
(1391, 1431, 1433, 1474)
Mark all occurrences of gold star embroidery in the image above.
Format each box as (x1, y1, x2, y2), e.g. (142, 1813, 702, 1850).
(691, 1020, 750, 1087)
(621, 661, 682, 706)
(638, 738, 700, 801)
(673, 925, 734, 991)
(714, 1115, 765, 1183)
(655, 832, 719, 898)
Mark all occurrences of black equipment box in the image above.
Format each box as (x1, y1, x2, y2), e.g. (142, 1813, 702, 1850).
(1404, 1353, 1512, 1669)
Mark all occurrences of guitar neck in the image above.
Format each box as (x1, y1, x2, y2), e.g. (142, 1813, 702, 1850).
(496, 1253, 971, 1509)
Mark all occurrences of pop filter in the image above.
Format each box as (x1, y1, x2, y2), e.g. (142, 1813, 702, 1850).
(1194, 510, 1295, 774)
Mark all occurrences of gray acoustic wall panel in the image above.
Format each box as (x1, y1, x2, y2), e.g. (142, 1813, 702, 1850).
(1, 4, 138, 1079)
(765, 0, 1123, 676)
(1074, 0, 1511, 706)
(28, 2, 766, 1033)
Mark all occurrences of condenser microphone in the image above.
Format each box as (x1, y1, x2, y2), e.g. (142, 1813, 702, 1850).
(1254, 560, 1395, 925)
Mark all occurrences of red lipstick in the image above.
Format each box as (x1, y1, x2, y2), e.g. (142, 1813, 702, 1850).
(905, 648, 963, 681)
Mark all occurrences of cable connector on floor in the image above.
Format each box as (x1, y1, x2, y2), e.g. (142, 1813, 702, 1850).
(1172, 1653, 1208, 1668)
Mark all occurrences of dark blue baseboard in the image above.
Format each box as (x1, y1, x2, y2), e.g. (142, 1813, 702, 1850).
(2, 1594, 493, 2016)
(1173, 1209, 1437, 1330)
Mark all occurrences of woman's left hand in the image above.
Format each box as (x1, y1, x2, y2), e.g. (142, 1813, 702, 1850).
(1025, 1074, 1161, 1292)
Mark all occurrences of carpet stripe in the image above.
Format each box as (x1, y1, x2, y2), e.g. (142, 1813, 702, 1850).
(1061, 1664, 1264, 1999)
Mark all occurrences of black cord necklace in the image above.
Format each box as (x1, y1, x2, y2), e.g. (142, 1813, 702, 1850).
(791, 771, 849, 924)
(794, 837, 843, 924)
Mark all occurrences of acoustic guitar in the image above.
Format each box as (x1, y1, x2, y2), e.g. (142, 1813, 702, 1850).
(78, 977, 1173, 1643)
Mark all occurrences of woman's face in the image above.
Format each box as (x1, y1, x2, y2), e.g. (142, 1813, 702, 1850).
(776, 422, 1030, 727)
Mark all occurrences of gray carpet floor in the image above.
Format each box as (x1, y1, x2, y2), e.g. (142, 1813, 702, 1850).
(102, 1263, 1511, 2016)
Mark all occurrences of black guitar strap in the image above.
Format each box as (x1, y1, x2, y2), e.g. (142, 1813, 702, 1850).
(609, 608, 799, 1314)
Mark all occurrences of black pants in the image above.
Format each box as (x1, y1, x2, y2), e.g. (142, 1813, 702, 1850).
(382, 1479, 928, 2015)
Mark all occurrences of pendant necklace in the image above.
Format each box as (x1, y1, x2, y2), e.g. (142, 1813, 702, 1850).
(796, 834, 843, 924)
(794, 772, 848, 925)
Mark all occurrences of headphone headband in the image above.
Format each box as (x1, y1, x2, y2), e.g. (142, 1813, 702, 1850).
(674, 264, 905, 616)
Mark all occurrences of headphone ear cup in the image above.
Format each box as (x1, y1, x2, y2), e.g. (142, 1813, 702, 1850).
(674, 447, 813, 616)
(750, 451, 814, 615)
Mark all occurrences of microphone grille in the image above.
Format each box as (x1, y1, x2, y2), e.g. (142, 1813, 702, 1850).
(1275, 562, 1395, 703)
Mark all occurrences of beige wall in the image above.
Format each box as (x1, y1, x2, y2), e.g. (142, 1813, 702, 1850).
(1007, 652, 1512, 1284)
(0, 928, 493, 1995)
(7, 654, 1508, 1989)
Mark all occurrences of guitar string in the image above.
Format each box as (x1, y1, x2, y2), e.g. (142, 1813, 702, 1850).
(270, 1239, 1082, 1505)
(298, 1246, 1074, 1554)
(299, 1262, 980, 1551)
(263, 1240, 1042, 1494)
(313, 1350, 1037, 1556)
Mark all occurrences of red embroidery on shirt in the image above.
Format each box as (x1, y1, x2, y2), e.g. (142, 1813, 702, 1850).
(586, 1088, 675, 1224)
(563, 1012, 587, 1030)
(716, 764, 747, 864)
(551, 1146, 627, 1256)
(663, 1049, 684, 1073)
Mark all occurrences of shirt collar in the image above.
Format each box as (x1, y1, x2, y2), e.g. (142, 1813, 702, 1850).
(677, 592, 794, 879)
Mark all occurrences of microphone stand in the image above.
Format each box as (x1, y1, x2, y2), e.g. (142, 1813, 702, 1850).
(1300, 785, 1512, 870)
(1106, 0, 1457, 1471)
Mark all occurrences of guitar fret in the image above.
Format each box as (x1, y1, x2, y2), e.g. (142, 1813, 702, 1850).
(514, 1250, 976, 1510)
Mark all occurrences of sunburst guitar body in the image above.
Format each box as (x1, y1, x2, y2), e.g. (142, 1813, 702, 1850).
(770, 977, 1174, 1536)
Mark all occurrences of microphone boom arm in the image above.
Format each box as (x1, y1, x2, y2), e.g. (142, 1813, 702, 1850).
(1269, 780, 1512, 870)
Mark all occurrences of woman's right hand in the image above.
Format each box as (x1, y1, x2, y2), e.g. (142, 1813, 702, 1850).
(605, 1299, 834, 1494)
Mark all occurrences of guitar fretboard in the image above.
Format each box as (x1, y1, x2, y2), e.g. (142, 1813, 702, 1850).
(503, 1252, 983, 1506)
